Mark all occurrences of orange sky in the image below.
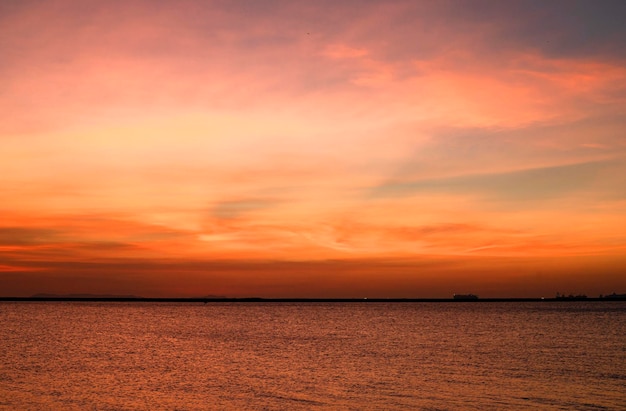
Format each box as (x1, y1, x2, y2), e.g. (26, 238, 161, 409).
(1, 0, 626, 297)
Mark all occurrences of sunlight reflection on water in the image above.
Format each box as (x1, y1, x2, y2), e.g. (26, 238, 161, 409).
(1, 302, 624, 410)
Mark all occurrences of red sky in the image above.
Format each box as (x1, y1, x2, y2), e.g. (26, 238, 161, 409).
(1, 0, 626, 297)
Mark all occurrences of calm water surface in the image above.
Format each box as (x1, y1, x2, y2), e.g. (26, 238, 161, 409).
(1, 302, 624, 410)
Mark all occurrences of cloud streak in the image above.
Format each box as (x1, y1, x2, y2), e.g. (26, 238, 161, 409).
(373, 158, 626, 203)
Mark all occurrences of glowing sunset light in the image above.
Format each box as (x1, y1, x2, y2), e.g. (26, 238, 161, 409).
(1, 0, 625, 297)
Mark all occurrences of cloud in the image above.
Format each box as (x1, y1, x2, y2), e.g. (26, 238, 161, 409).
(3, 0, 624, 136)
(489, 0, 626, 60)
(0, 214, 197, 264)
(322, 44, 369, 59)
(211, 199, 278, 219)
(372, 158, 626, 203)
(0, 227, 61, 245)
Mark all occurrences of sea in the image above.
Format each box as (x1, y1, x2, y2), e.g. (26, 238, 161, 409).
(0, 302, 624, 410)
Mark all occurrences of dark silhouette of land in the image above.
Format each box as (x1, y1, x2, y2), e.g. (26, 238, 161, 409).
(0, 295, 625, 303)
(453, 293, 479, 300)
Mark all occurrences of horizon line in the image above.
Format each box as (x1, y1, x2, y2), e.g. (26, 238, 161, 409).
(2, 296, 625, 303)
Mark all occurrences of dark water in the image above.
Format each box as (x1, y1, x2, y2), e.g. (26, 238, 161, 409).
(1, 302, 624, 410)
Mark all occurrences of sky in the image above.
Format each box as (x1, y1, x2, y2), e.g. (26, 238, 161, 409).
(1, 0, 626, 298)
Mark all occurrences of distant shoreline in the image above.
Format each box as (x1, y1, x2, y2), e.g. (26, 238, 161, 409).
(1, 297, 624, 303)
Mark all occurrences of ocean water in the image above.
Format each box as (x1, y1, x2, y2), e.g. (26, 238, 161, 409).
(0, 302, 624, 410)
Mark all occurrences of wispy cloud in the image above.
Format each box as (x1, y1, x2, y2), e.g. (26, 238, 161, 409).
(211, 198, 279, 220)
(372, 158, 626, 203)
(0, 228, 61, 246)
